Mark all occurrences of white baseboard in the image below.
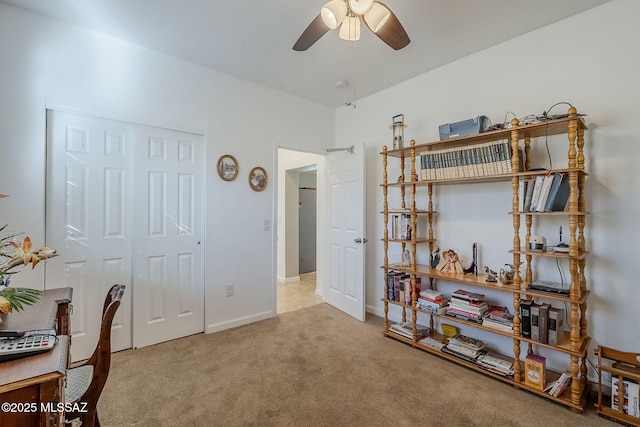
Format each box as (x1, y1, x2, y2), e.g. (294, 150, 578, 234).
(205, 310, 274, 334)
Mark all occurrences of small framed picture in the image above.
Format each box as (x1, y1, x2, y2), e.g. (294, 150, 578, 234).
(249, 167, 267, 192)
(217, 155, 238, 181)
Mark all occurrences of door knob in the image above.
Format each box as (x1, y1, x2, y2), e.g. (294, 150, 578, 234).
(354, 238, 368, 244)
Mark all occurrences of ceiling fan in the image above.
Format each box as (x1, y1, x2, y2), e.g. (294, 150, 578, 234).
(293, 0, 410, 51)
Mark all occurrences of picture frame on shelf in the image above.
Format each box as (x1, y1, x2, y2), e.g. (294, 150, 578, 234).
(217, 155, 238, 181)
(249, 167, 267, 192)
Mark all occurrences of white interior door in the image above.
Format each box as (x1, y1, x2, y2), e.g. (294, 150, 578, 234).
(324, 143, 366, 321)
(46, 110, 205, 360)
(46, 110, 134, 361)
(132, 125, 205, 348)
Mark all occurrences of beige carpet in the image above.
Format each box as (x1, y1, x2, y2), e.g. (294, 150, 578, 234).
(99, 303, 615, 426)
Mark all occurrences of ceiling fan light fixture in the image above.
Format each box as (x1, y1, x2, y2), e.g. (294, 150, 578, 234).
(339, 15, 361, 41)
(348, 0, 374, 16)
(364, 3, 390, 33)
(321, 0, 348, 29)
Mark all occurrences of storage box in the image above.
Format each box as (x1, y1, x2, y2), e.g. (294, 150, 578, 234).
(438, 116, 490, 140)
(524, 353, 546, 390)
(612, 377, 640, 417)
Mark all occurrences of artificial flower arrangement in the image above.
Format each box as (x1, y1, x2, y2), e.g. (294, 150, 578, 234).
(0, 194, 59, 322)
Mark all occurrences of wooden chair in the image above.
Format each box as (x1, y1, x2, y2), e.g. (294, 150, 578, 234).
(65, 284, 125, 427)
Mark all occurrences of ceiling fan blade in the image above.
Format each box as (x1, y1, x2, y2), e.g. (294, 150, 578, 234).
(293, 14, 330, 51)
(367, 3, 410, 50)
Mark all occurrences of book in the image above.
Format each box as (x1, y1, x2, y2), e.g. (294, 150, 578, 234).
(476, 351, 515, 377)
(448, 334, 485, 350)
(547, 306, 565, 345)
(550, 371, 572, 397)
(386, 271, 399, 301)
(528, 175, 545, 212)
(535, 174, 555, 212)
(543, 173, 567, 212)
(482, 318, 514, 333)
(389, 322, 430, 340)
(530, 302, 542, 341)
(451, 289, 485, 302)
(522, 177, 536, 212)
(525, 353, 547, 391)
(545, 172, 570, 212)
(519, 300, 533, 338)
(418, 336, 445, 350)
(518, 179, 526, 212)
(612, 376, 640, 417)
(538, 303, 550, 344)
(442, 345, 487, 362)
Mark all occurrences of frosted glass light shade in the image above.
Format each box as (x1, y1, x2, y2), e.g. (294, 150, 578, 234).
(321, 0, 348, 29)
(364, 3, 390, 32)
(348, 0, 374, 16)
(339, 15, 361, 41)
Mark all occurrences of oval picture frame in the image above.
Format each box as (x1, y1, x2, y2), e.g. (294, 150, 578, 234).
(217, 155, 238, 182)
(249, 167, 267, 192)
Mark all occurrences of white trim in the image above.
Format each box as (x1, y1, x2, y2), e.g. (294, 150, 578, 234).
(280, 276, 301, 283)
(44, 102, 206, 137)
(205, 310, 274, 334)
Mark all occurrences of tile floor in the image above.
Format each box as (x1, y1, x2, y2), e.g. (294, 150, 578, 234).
(277, 271, 323, 314)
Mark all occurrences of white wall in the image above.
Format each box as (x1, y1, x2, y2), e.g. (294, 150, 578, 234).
(336, 0, 640, 373)
(0, 4, 334, 332)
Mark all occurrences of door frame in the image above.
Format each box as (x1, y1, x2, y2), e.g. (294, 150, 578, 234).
(274, 144, 326, 313)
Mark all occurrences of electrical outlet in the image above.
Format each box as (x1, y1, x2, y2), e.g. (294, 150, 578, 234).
(225, 283, 234, 297)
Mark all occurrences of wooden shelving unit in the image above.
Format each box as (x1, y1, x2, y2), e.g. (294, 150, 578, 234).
(381, 108, 590, 412)
(595, 346, 640, 426)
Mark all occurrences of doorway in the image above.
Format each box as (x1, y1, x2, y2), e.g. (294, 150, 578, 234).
(276, 149, 323, 314)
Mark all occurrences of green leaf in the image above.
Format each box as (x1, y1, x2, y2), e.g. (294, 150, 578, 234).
(0, 287, 42, 312)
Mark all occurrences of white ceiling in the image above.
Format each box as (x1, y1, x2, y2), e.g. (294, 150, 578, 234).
(1, 0, 612, 107)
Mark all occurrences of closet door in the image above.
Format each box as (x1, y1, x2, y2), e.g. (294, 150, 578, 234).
(46, 110, 134, 361)
(46, 110, 205, 360)
(132, 125, 205, 348)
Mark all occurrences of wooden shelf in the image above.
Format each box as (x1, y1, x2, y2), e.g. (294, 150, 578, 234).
(383, 298, 590, 357)
(595, 346, 640, 425)
(380, 107, 590, 413)
(381, 168, 587, 187)
(510, 248, 590, 260)
(381, 329, 590, 413)
(381, 210, 435, 215)
(382, 115, 588, 158)
(384, 238, 434, 244)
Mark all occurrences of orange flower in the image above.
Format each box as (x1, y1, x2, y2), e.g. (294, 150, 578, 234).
(0, 295, 9, 315)
(9, 236, 58, 269)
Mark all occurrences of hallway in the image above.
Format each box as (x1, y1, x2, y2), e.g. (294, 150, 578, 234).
(277, 272, 322, 314)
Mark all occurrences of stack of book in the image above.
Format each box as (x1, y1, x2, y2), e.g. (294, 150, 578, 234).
(419, 140, 521, 181)
(389, 322, 430, 340)
(476, 351, 515, 377)
(416, 289, 448, 314)
(442, 334, 487, 362)
(386, 271, 419, 304)
(418, 336, 445, 351)
(481, 305, 514, 333)
(445, 289, 488, 324)
(390, 213, 412, 240)
(520, 172, 570, 213)
(548, 371, 572, 397)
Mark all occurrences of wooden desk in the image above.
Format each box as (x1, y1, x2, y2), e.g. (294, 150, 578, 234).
(0, 288, 72, 427)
